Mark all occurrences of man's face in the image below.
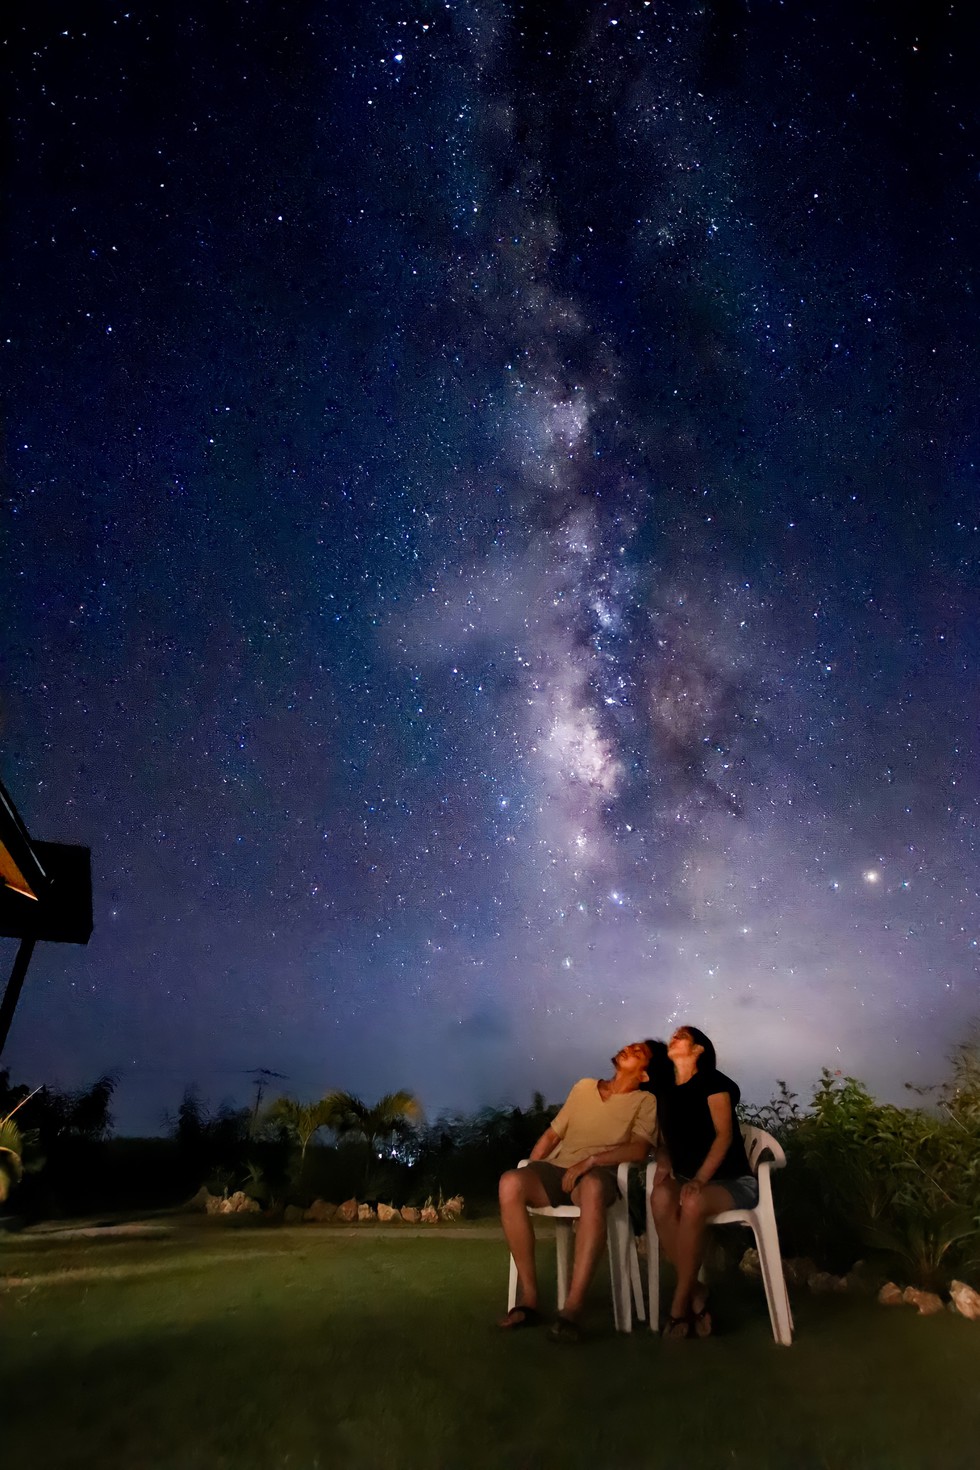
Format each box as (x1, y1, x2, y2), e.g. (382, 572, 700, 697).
(613, 1040, 653, 1077)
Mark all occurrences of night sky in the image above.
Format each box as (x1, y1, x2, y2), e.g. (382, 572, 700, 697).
(4, 1, 978, 1134)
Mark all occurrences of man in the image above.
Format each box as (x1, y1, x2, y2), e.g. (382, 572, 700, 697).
(497, 1040, 658, 1342)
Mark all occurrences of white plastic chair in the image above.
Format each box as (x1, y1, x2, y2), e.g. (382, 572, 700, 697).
(644, 1125, 794, 1345)
(506, 1160, 645, 1332)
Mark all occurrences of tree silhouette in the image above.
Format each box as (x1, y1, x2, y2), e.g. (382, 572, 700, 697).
(266, 1095, 339, 1169)
(324, 1090, 423, 1186)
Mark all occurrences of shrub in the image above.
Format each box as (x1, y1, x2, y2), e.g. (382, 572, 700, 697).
(742, 1051, 980, 1287)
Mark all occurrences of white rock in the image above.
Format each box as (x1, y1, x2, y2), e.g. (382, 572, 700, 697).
(304, 1199, 338, 1223)
(783, 1257, 818, 1288)
(808, 1271, 847, 1294)
(902, 1286, 944, 1316)
(949, 1280, 980, 1321)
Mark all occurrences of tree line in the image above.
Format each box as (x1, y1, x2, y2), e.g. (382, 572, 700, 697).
(2, 1031, 978, 1290)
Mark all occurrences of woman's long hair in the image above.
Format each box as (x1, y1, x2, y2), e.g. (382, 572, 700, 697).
(641, 1039, 673, 1096)
(684, 1026, 717, 1072)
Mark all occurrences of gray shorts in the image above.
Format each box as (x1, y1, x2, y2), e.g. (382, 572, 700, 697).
(522, 1160, 620, 1209)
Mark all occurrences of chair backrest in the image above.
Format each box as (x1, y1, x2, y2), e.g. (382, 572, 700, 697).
(740, 1124, 786, 1173)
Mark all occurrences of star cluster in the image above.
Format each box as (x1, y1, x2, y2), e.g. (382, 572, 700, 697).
(3, 2, 978, 1129)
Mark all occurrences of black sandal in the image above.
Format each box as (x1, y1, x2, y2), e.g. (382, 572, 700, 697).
(691, 1304, 713, 1338)
(498, 1304, 543, 1330)
(662, 1312, 692, 1340)
(547, 1314, 583, 1344)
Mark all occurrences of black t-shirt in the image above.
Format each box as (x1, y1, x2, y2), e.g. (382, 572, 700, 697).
(656, 1068, 751, 1181)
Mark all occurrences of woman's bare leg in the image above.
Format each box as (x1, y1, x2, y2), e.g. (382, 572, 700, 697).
(669, 1182, 735, 1319)
(650, 1177, 682, 1265)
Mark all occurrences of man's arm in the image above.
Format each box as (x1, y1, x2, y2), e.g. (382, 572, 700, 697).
(560, 1136, 652, 1193)
(528, 1126, 561, 1162)
(589, 1138, 653, 1168)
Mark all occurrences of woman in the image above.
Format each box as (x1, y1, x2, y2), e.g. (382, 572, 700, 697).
(649, 1026, 757, 1338)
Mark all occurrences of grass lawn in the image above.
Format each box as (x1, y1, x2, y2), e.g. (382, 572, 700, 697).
(3, 1220, 979, 1470)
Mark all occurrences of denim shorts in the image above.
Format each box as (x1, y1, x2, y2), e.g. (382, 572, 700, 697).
(715, 1174, 759, 1210)
(676, 1174, 759, 1210)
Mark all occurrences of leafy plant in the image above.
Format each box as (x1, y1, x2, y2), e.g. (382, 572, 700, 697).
(738, 1078, 803, 1140)
(0, 1085, 48, 1206)
(0, 1115, 25, 1203)
(768, 1065, 980, 1286)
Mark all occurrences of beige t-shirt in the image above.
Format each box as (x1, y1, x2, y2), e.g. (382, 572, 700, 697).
(546, 1079, 658, 1168)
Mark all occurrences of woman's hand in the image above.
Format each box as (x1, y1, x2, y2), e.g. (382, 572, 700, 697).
(679, 1178, 704, 1204)
(652, 1148, 673, 1188)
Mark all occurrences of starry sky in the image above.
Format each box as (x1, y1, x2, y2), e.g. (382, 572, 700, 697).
(4, 1, 978, 1134)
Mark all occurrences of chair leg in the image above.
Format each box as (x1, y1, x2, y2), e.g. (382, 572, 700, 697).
(555, 1220, 571, 1312)
(507, 1200, 648, 1330)
(629, 1235, 646, 1323)
(507, 1252, 518, 1312)
(754, 1218, 794, 1346)
(646, 1200, 660, 1331)
(607, 1206, 633, 1332)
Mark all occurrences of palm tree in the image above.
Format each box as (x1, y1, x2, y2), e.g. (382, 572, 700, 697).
(266, 1096, 340, 1170)
(0, 1086, 39, 1204)
(0, 1116, 24, 1204)
(323, 1090, 423, 1185)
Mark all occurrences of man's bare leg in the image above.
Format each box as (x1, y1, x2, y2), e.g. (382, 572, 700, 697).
(498, 1167, 552, 1321)
(559, 1172, 608, 1321)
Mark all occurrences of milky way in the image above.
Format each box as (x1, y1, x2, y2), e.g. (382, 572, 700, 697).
(4, 2, 978, 1130)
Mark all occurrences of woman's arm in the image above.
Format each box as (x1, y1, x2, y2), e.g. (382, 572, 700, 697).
(679, 1092, 734, 1200)
(652, 1143, 673, 1186)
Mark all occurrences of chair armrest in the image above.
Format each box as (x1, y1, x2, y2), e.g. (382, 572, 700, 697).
(754, 1155, 780, 1212)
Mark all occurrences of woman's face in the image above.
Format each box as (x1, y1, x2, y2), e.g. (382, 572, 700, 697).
(667, 1027, 703, 1064)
